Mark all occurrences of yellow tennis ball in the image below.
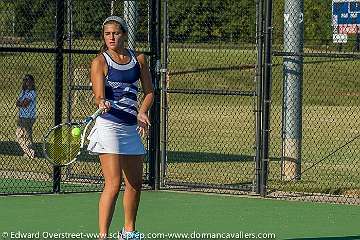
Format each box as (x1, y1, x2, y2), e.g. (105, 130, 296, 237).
(71, 127, 81, 138)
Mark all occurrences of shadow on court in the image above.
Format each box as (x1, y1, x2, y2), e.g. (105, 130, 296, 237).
(0, 141, 98, 162)
(0, 141, 285, 167)
(0, 141, 282, 164)
(0, 141, 42, 157)
(167, 150, 281, 163)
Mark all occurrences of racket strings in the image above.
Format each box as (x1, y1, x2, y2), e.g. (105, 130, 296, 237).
(44, 125, 82, 165)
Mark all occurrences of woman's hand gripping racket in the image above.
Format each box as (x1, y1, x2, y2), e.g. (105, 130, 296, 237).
(42, 108, 103, 166)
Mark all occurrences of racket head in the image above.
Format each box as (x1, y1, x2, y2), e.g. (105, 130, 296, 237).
(43, 122, 84, 166)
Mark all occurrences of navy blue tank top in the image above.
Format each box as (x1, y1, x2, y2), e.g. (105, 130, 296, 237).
(100, 49, 141, 125)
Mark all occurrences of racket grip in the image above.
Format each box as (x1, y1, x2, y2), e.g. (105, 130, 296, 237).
(86, 100, 114, 122)
(91, 108, 103, 119)
(83, 108, 103, 123)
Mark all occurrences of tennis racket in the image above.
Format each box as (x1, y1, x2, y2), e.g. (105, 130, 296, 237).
(42, 108, 103, 166)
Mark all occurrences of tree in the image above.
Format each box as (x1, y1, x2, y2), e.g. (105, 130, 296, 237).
(72, 0, 109, 38)
(168, 0, 256, 43)
(303, 0, 332, 44)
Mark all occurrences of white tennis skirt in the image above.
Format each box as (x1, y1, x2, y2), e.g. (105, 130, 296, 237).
(87, 117, 146, 155)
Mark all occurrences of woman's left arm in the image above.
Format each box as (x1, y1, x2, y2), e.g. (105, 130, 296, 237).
(137, 53, 154, 134)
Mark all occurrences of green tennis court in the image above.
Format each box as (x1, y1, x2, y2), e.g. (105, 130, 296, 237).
(1, 191, 359, 239)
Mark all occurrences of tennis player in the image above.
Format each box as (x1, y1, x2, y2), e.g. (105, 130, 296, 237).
(88, 16, 153, 240)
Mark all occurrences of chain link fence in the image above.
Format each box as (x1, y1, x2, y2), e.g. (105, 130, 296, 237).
(161, 0, 360, 204)
(268, 0, 360, 204)
(162, 0, 258, 192)
(1, 0, 359, 204)
(0, 0, 151, 194)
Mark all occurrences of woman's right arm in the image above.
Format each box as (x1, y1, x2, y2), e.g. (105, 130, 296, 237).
(90, 55, 111, 111)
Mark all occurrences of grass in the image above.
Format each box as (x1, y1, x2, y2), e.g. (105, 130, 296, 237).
(164, 95, 360, 194)
(165, 47, 360, 195)
(272, 56, 360, 106)
(168, 48, 257, 91)
(0, 44, 360, 197)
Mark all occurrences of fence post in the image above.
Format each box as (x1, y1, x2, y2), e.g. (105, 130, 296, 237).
(148, 0, 161, 190)
(66, 0, 73, 123)
(356, 27, 360, 52)
(124, 0, 138, 50)
(260, 0, 273, 196)
(160, 0, 169, 188)
(282, 0, 304, 181)
(53, 0, 65, 193)
(255, 0, 264, 194)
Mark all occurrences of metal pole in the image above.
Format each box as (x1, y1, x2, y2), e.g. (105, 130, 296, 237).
(282, 0, 304, 181)
(148, 0, 161, 190)
(160, 0, 169, 188)
(124, 0, 138, 50)
(53, 0, 65, 193)
(155, 0, 161, 190)
(356, 26, 360, 52)
(65, 0, 73, 178)
(254, 0, 264, 194)
(66, 0, 73, 123)
(260, 0, 273, 196)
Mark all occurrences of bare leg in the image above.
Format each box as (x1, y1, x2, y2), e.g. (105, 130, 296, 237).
(99, 154, 122, 238)
(26, 119, 35, 149)
(121, 155, 143, 232)
(15, 127, 34, 158)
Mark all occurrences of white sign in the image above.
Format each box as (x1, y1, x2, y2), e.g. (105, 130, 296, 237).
(333, 33, 348, 43)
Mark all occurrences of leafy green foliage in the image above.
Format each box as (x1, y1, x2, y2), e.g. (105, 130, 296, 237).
(303, 0, 332, 44)
(7, 0, 337, 44)
(168, 0, 256, 43)
(72, 0, 109, 39)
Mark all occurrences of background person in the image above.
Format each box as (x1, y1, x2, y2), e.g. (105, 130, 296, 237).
(16, 74, 37, 159)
